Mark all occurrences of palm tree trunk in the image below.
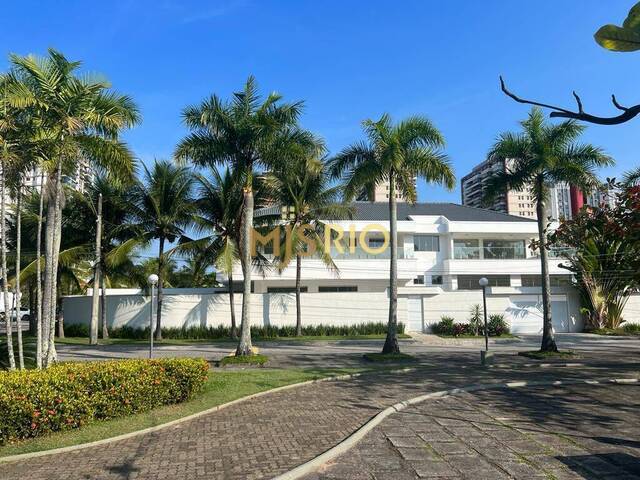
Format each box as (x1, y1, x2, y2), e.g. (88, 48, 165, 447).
(1, 158, 16, 370)
(100, 271, 108, 339)
(228, 271, 237, 339)
(15, 190, 24, 369)
(89, 193, 102, 344)
(295, 253, 302, 337)
(155, 236, 165, 341)
(236, 187, 253, 356)
(35, 171, 44, 369)
(28, 281, 35, 335)
(536, 184, 558, 352)
(44, 165, 62, 366)
(382, 175, 400, 354)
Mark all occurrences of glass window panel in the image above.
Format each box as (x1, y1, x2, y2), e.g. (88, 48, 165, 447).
(414, 235, 440, 252)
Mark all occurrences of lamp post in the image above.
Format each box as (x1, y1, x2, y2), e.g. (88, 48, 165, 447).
(147, 274, 159, 359)
(479, 277, 490, 365)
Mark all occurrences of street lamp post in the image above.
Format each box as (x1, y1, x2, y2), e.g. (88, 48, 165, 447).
(479, 277, 490, 365)
(147, 274, 159, 359)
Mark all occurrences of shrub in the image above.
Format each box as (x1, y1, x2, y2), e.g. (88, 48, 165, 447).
(65, 322, 404, 340)
(487, 314, 510, 336)
(432, 316, 455, 335)
(468, 304, 482, 336)
(63, 323, 89, 338)
(452, 323, 469, 337)
(0, 358, 208, 444)
(623, 323, 640, 335)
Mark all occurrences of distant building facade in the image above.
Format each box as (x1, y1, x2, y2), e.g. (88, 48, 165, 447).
(461, 157, 616, 221)
(357, 178, 416, 202)
(0, 160, 94, 210)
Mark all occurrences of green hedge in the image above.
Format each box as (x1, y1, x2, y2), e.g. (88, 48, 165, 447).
(64, 322, 404, 340)
(0, 358, 209, 444)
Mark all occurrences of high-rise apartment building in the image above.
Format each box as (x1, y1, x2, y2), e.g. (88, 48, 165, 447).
(461, 158, 612, 221)
(357, 178, 416, 202)
(0, 160, 94, 210)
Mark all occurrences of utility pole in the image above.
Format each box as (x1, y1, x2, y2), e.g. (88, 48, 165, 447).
(89, 193, 102, 345)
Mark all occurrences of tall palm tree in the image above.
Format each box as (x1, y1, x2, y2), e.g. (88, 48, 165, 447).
(175, 76, 305, 356)
(267, 142, 353, 336)
(127, 160, 195, 340)
(4, 49, 139, 366)
(88, 175, 138, 338)
(176, 168, 270, 338)
(330, 114, 454, 354)
(486, 108, 612, 352)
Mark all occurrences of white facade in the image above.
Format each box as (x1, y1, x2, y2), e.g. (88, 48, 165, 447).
(61, 203, 639, 335)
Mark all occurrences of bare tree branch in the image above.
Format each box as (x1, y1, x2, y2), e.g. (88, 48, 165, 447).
(500, 76, 640, 125)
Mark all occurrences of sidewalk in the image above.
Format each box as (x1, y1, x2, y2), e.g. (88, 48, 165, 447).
(1, 353, 638, 480)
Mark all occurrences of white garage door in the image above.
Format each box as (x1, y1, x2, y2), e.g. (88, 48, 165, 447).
(507, 295, 569, 334)
(407, 296, 424, 332)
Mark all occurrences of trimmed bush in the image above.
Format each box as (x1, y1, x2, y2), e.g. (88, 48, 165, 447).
(432, 316, 455, 335)
(0, 358, 209, 444)
(487, 314, 510, 336)
(63, 322, 405, 340)
(432, 314, 510, 337)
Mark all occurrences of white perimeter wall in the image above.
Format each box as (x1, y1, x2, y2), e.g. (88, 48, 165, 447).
(62, 290, 640, 333)
(63, 291, 405, 329)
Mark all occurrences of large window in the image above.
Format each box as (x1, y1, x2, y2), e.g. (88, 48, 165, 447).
(414, 235, 439, 252)
(483, 239, 526, 259)
(267, 287, 308, 293)
(318, 286, 358, 292)
(457, 275, 510, 290)
(431, 275, 443, 285)
(521, 275, 572, 287)
(453, 239, 480, 259)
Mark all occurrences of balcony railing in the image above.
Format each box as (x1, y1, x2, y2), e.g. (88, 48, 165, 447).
(453, 246, 526, 260)
(330, 247, 414, 260)
(453, 246, 481, 259)
(547, 247, 576, 258)
(483, 246, 526, 260)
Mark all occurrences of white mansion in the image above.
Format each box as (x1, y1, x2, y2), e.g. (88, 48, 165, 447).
(63, 201, 640, 336)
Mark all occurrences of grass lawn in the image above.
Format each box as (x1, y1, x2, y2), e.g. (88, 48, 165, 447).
(54, 333, 411, 346)
(518, 350, 577, 360)
(362, 352, 416, 363)
(218, 354, 268, 366)
(436, 334, 517, 339)
(0, 367, 365, 458)
(590, 327, 640, 337)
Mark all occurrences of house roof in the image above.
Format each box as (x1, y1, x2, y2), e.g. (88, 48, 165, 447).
(257, 202, 536, 223)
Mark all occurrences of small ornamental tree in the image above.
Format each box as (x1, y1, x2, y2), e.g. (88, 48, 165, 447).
(549, 184, 640, 329)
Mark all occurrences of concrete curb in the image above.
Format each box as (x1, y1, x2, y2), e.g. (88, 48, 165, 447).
(0, 366, 417, 464)
(272, 376, 640, 480)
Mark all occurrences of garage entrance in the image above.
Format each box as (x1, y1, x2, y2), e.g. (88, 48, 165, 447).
(507, 295, 569, 334)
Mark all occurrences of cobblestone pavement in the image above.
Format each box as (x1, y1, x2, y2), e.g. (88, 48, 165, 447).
(1, 354, 638, 480)
(306, 383, 640, 480)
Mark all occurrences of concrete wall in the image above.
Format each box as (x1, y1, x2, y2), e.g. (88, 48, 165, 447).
(624, 294, 640, 325)
(63, 290, 401, 330)
(63, 289, 639, 334)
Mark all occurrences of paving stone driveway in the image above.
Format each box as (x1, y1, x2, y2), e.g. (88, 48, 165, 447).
(307, 383, 640, 480)
(0, 354, 638, 480)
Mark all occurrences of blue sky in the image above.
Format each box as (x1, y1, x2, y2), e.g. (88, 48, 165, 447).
(1, 0, 639, 204)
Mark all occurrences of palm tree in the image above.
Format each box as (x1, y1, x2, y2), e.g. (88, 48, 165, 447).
(85, 175, 138, 339)
(4, 49, 139, 366)
(176, 169, 270, 338)
(267, 142, 353, 336)
(486, 108, 612, 352)
(175, 76, 305, 356)
(127, 160, 195, 340)
(622, 166, 640, 187)
(330, 114, 454, 354)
